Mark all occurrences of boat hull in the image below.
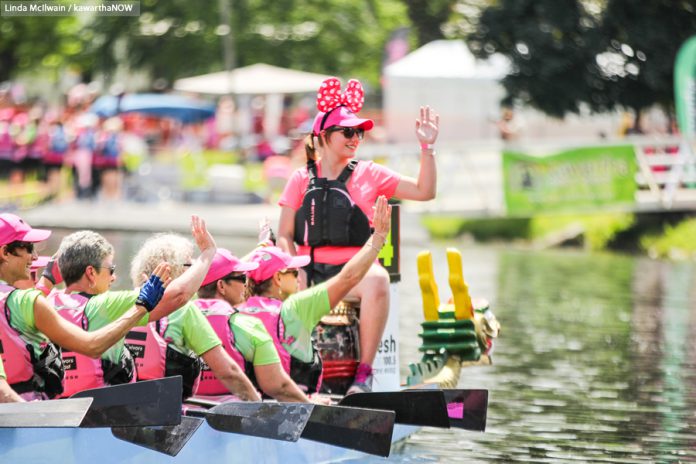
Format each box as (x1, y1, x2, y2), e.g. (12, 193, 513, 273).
(0, 422, 417, 464)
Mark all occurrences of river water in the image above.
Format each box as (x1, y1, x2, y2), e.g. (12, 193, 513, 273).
(42, 231, 696, 463)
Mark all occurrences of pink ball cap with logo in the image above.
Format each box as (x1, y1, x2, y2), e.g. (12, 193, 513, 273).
(0, 213, 51, 246)
(247, 246, 311, 283)
(201, 248, 259, 287)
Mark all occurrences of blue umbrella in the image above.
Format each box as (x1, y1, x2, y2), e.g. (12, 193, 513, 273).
(89, 93, 216, 124)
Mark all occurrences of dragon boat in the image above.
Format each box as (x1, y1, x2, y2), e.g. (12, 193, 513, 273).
(0, 206, 499, 463)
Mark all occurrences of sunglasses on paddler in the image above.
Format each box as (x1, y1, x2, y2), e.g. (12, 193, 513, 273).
(328, 126, 365, 140)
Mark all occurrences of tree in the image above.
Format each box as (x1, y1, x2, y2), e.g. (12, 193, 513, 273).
(0, 16, 90, 83)
(464, 0, 696, 119)
(86, 0, 409, 89)
(466, 0, 602, 118)
(597, 0, 696, 116)
(402, 0, 455, 46)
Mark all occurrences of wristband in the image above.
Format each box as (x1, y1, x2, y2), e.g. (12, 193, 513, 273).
(36, 283, 51, 297)
(420, 142, 433, 151)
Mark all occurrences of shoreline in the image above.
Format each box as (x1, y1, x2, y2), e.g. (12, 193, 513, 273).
(20, 199, 430, 244)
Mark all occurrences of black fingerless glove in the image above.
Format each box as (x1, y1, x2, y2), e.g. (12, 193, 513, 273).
(41, 258, 62, 285)
(136, 273, 165, 312)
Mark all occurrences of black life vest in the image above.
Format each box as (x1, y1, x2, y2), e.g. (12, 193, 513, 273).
(289, 344, 323, 395)
(293, 159, 372, 249)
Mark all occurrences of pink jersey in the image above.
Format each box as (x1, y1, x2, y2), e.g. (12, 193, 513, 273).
(0, 284, 35, 385)
(194, 299, 246, 396)
(279, 160, 400, 264)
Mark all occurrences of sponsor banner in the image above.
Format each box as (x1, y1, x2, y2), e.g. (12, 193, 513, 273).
(503, 145, 637, 215)
(675, 36, 696, 137)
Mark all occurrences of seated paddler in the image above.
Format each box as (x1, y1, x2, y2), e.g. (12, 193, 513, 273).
(47, 216, 216, 397)
(240, 195, 392, 395)
(126, 233, 260, 401)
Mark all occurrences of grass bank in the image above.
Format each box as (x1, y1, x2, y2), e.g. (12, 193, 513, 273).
(422, 212, 696, 259)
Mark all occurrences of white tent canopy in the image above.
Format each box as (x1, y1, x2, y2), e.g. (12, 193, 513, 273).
(386, 40, 509, 80)
(174, 63, 330, 95)
(383, 40, 510, 143)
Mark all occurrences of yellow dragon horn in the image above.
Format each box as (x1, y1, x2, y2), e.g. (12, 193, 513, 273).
(446, 248, 474, 320)
(417, 250, 440, 321)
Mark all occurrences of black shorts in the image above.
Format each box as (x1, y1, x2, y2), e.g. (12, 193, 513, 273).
(304, 262, 345, 286)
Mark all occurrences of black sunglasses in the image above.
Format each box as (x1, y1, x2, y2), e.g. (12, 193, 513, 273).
(223, 274, 247, 283)
(14, 241, 35, 254)
(99, 264, 116, 276)
(279, 269, 299, 277)
(329, 126, 365, 140)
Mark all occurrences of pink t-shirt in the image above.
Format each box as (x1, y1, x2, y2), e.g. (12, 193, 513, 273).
(279, 160, 400, 264)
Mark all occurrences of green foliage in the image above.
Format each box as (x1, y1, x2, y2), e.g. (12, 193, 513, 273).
(530, 212, 634, 251)
(0, 14, 90, 81)
(421, 212, 634, 250)
(87, 0, 409, 87)
(421, 215, 530, 240)
(464, 0, 696, 117)
(403, 0, 455, 46)
(466, 0, 602, 117)
(641, 217, 696, 260)
(597, 0, 696, 113)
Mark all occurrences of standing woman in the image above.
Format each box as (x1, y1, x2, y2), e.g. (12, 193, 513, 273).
(277, 77, 439, 393)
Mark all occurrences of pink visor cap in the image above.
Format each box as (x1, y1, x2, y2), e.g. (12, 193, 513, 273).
(200, 248, 259, 287)
(0, 213, 51, 246)
(247, 246, 311, 283)
(312, 106, 374, 136)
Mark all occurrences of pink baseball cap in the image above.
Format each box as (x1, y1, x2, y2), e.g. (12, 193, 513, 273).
(0, 214, 51, 246)
(247, 246, 311, 283)
(312, 106, 374, 136)
(30, 256, 50, 270)
(201, 248, 259, 287)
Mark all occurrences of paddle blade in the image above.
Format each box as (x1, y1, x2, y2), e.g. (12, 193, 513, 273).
(301, 405, 394, 457)
(72, 376, 182, 427)
(443, 389, 488, 431)
(112, 416, 203, 456)
(205, 402, 312, 442)
(0, 398, 93, 428)
(340, 390, 450, 428)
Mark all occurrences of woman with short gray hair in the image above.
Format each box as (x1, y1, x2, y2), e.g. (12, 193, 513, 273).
(48, 215, 217, 396)
(126, 232, 260, 400)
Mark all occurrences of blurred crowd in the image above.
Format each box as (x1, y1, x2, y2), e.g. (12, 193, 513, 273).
(0, 83, 326, 205)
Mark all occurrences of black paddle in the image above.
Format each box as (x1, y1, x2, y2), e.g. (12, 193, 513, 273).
(339, 388, 488, 432)
(339, 390, 449, 427)
(111, 416, 204, 457)
(442, 388, 488, 431)
(71, 376, 183, 427)
(0, 397, 93, 428)
(185, 399, 395, 457)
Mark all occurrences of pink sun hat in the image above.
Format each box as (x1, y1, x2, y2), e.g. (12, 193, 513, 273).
(247, 246, 310, 283)
(200, 248, 259, 287)
(0, 213, 51, 246)
(312, 106, 374, 136)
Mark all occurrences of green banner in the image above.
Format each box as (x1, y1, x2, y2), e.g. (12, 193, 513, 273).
(503, 145, 638, 215)
(675, 36, 696, 137)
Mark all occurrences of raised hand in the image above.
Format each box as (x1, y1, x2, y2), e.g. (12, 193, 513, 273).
(191, 215, 216, 253)
(415, 106, 440, 145)
(372, 195, 392, 239)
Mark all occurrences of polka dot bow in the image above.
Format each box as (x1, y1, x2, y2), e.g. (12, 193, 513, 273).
(316, 77, 365, 114)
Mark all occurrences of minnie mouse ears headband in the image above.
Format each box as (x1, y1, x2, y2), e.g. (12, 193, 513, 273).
(312, 77, 373, 135)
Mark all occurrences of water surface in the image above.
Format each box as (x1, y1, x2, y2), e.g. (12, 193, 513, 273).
(45, 230, 696, 463)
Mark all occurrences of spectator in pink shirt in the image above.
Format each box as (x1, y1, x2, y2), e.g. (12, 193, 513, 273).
(277, 77, 439, 394)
